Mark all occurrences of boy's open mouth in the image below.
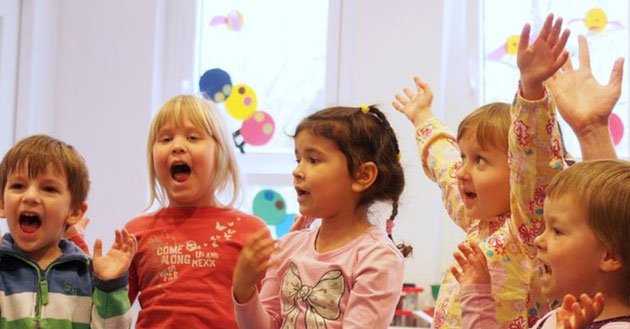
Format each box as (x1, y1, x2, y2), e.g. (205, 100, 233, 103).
(19, 212, 41, 233)
(170, 163, 191, 182)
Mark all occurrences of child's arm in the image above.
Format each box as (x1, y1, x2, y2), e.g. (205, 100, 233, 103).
(510, 14, 569, 258)
(341, 245, 404, 329)
(452, 243, 499, 329)
(556, 293, 605, 329)
(393, 78, 469, 230)
(233, 228, 279, 329)
(547, 35, 624, 160)
(91, 229, 137, 329)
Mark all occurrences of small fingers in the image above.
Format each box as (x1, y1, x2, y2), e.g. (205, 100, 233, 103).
(608, 57, 624, 89)
(518, 23, 532, 53)
(450, 266, 462, 284)
(403, 87, 414, 99)
(93, 239, 103, 259)
(453, 250, 469, 271)
(538, 14, 555, 42)
(394, 94, 409, 105)
(576, 35, 591, 72)
(551, 29, 571, 58)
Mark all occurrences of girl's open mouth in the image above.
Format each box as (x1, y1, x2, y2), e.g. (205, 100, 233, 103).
(171, 163, 192, 182)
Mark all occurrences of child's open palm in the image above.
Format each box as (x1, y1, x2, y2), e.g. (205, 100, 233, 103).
(518, 14, 570, 99)
(92, 229, 137, 280)
(556, 293, 605, 329)
(451, 242, 490, 287)
(392, 76, 434, 127)
(233, 228, 277, 303)
(547, 35, 624, 137)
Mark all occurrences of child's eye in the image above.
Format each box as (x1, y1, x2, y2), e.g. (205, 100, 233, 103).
(552, 227, 562, 236)
(308, 157, 319, 164)
(8, 183, 24, 190)
(43, 186, 59, 193)
(475, 156, 486, 165)
(187, 135, 201, 141)
(158, 136, 172, 143)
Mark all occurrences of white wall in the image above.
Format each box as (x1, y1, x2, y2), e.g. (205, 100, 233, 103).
(16, 0, 165, 248)
(14, 0, 476, 289)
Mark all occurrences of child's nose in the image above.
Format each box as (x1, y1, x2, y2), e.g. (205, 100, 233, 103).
(22, 186, 40, 204)
(534, 233, 545, 250)
(171, 138, 186, 154)
(292, 165, 303, 180)
(455, 161, 468, 180)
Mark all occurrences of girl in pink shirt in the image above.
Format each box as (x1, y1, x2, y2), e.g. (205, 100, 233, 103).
(232, 105, 410, 329)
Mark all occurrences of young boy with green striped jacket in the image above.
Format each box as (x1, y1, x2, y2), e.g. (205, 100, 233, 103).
(0, 134, 137, 328)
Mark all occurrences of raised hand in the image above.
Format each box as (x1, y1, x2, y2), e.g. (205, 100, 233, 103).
(518, 14, 570, 100)
(92, 229, 137, 280)
(392, 76, 434, 127)
(233, 228, 277, 303)
(547, 35, 624, 159)
(451, 242, 490, 287)
(556, 293, 605, 329)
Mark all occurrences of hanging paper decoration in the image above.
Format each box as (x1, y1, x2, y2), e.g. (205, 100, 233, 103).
(199, 68, 233, 103)
(233, 111, 275, 153)
(487, 34, 520, 61)
(610, 112, 624, 146)
(210, 10, 244, 31)
(568, 8, 623, 33)
(225, 84, 258, 120)
(275, 213, 297, 238)
(252, 189, 287, 226)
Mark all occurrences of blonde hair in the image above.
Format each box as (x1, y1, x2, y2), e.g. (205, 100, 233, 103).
(0, 135, 90, 209)
(457, 102, 511, 151)
(146, 95, 242, 208)
(547, 160, 630, 275)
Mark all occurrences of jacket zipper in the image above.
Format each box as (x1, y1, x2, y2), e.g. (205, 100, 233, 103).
(1, 251, 86, 327)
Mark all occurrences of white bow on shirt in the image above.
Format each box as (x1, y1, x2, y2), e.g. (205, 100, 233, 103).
(280, 262, 345, 329)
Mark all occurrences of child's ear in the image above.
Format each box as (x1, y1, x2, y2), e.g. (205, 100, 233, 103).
(600, 246, 624, 272)
(352, 162, 378, 193)
(66, 202, 88, 226)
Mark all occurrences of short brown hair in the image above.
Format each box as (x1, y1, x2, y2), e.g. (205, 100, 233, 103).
(457, 102, 511, 151)
(0, 135, 90, 209)
(547, 160, 630, 273)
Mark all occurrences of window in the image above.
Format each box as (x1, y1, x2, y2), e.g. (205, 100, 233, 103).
(197, 0, 339, 236)
(480, 0, 629, 158)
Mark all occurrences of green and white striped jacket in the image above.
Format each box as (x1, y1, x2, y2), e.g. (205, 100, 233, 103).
(0, 234, 131, 329)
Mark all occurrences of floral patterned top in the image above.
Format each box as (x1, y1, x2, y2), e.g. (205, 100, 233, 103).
(416, 92, 564, 329)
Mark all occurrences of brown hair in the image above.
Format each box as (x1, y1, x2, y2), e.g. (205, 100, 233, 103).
(146, 95, 242, 208)
(294, 105, 411, 256)
(547, 160, 630, 278)
(457, 102, 511, 151)
(0, 134, 90, 209)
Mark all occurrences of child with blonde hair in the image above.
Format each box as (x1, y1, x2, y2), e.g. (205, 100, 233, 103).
(0, 134, 136, 328)
(124, 95, 268, 328)
(232, 105, 409, 329)
(451, 34, 627, 329)
(393, 14, 570, 328)
(453, 160, 630, 329)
